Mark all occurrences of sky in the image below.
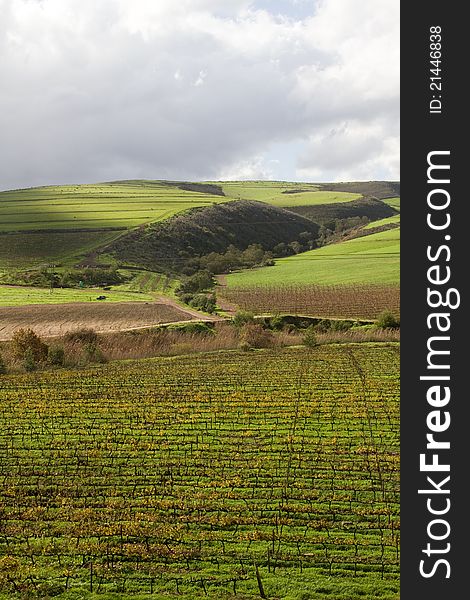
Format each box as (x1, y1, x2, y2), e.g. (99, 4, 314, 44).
(0, 0, 399, 190)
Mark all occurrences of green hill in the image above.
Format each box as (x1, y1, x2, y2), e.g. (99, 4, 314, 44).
(105, 200, 320, 273)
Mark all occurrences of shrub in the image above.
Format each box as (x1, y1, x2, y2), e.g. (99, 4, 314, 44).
(330, 320, 354, 332)
(313, 319, 331, 333)
(11, 329, 48, 362)
(64, 328, 98, 345)
(376, 310, 400, 329)
(23, 348, 37, 372)
(269, 314, 285, 331)
(233, 310, 255, 328)
(239, 323, 274, 349)
(302, 326, 318, 348)
(83, 343, 107, 364)
(189, 294, 216, 313)
(48, 346, 65, 366)
(169, 322, 214, 335)
(0, 354, 7, 375)
(176, 270, 214, 295)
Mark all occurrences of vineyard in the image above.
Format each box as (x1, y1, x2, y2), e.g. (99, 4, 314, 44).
(218, 284, 400, 321)
(0, 345, 399, 599)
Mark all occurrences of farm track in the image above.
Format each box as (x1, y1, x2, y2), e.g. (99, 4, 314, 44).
(0, 299, 222, 341)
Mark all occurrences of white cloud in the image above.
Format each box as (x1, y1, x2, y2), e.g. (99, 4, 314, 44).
(0, 0, 399, 190)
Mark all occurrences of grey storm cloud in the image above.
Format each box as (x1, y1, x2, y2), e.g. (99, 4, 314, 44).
(0, 0, 399, 190)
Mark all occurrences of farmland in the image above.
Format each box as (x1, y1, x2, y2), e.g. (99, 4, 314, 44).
(218, 284, 400, 321)
(0, 344, 399, 599)
(221, 181, 361, 207)
(0, 181, 225, 269)
(0, 182, 224, 233)
(0, 301, 203, 341)
(224, 229, 400, 289)
(0, 285, 155, 307)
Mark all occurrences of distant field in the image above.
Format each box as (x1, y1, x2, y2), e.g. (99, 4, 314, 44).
(0, 285, 154, 307)
(221, 181, 361, 206)
(0, 182, 223, 232)
(225, 228, 400, 287)
(0, 230, 124, 268)
(382, 197, 400, 212)
(363, 214, 400, 229)
(0, 181, 224, 269)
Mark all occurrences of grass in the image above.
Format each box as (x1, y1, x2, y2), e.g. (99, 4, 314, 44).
(225, 228, 400, 287)
(363, 214, 400, 229)
(0, 230, 124, 268)
(0, 285, 155, 306)
(382, 197, 400, 212)
(221, 181, 361, 206)
(0, 344, 399, 599)
(0, 181, 224, 232)
(0, 181, 225, 269)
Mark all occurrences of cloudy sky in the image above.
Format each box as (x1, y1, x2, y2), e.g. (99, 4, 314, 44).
(0, 0, 399, 191)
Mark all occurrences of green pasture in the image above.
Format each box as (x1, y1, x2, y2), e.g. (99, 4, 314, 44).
(0, 285, 154, 306)
(221, 181, 361, 206)
(363, 214, 400, 229)
(225, 228, 400, 287)
(0, 182, 223, 233)
(382, 197, 400, 212)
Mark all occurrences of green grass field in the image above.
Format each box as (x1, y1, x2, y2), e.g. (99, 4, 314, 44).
(226, 228, 400, 287)
(382, 197, 400, 212)
(363, 214, 400, 229)
(221, 181, 361, 206)
(0, 344, 399, 599)
(0, 285, 154, 306)
(0, 181, 225, 270)
(0, 182, 223, 232)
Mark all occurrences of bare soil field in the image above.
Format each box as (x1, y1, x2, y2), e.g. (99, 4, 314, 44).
(0, 300, 211, 340)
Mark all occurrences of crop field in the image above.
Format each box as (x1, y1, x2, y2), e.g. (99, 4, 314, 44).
(225, 229, 400, 288)
(0, 301, 200, 341)
(0, 345, 399, 599)
(218, 284, 400, 321)
(0, 285, 156, 307)
(221, 182, 361, 207)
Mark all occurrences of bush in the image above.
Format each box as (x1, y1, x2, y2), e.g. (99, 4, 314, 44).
(330, 320, 354, 332)
(233, 310, 255, 328)
(313, 319, 331, 333)
(64, 328, 98, 345)
(302, 326, 318, 348)
(11, 329, 48, 362)
(0, 354, 7, 375)
(83, 343, 107, 364)
(239, 323, 274, 349)
(48, 346, 65, 366)
(269, 314, 285, 331)
(176, 270, 214, 295)
(23, 348, 37, 372)
(189, 293, 216, 313)
(169, 322, 214, 335)
(376, 310, 400, 329)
